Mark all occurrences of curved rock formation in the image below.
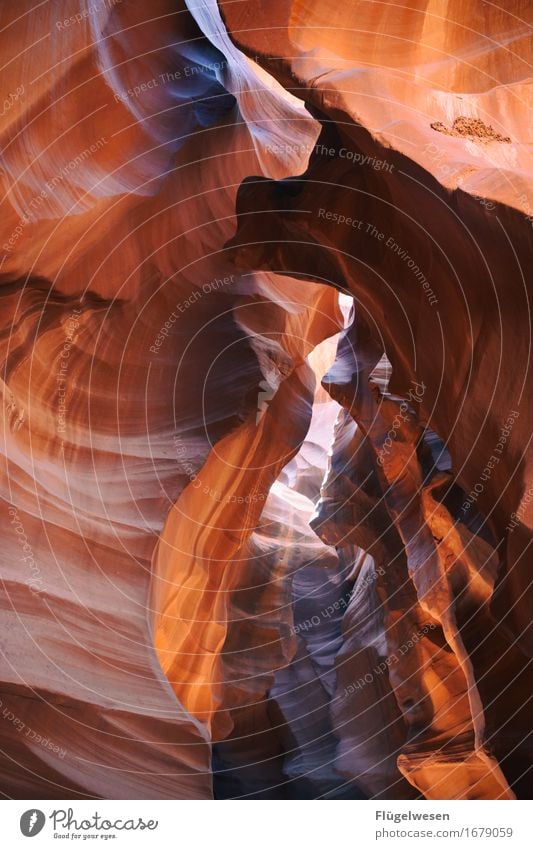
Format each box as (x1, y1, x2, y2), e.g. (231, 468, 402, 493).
(0, 0, 531, 800)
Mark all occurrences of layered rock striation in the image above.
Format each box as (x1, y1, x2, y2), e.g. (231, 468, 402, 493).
(0, 0, 531, 799)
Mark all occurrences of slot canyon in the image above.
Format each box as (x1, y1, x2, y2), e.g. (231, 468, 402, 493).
(0, 0, 531, 802)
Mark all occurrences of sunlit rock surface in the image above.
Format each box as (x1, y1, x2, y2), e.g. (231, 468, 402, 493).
(0, 0, 531, 799)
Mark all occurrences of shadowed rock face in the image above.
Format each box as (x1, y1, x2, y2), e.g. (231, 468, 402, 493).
(219, 0, 533, 798)
(0, 0, 531, 799)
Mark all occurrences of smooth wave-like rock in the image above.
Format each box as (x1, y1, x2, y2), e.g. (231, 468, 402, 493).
(0, 0, 326, 798)
(0, 0, 531, 801)
(222, 0, 533, 799)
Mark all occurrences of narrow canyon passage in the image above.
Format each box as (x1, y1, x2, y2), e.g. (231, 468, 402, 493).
(0, 0, 531, 805)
